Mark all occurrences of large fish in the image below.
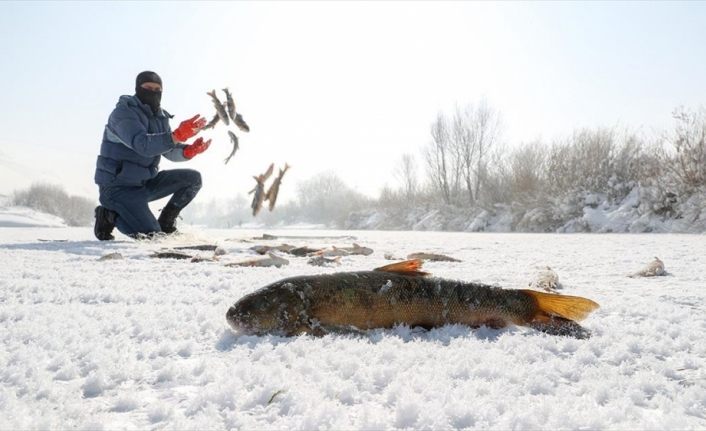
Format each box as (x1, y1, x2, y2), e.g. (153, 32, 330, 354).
(227, 260, 600, 339)
(265, 163, 290, 211)
(207, 90, 230, 126)
(249, 163, 275, 216)
(224, 130, 239, 164)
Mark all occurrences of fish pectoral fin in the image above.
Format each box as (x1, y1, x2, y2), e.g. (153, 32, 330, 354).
(374, 259, 429, 276)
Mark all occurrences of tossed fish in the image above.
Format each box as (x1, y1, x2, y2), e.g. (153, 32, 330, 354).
(529, 266, 561, 292)
(234, 113, 250, 132)
(265, 164, 290, 211)
(207, 89, 230, 126)
(249, 163, 275, 216)
(202, 113, 220, 130)
(629, 257, 666, 278)
(225, 130, 240, 164)
(222, 87, 237, 122)
(226, 252, 289, 268)
(227, 259, 600, 339)
(407, 252, 461, 262)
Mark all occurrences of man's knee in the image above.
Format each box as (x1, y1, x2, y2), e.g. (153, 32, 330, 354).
(185, 169, 202, 190)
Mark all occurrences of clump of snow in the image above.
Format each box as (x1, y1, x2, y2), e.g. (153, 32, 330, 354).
(1, 227, 705, 429)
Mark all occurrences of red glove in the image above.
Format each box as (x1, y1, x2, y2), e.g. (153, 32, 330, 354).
(172, 114, 208, 143)
(183, 137, 212, 159)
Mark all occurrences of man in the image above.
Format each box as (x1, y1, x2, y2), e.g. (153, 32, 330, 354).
(93, 71, 211, 240)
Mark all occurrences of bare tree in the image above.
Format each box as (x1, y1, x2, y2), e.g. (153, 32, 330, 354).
(424, 112, 453, 204)
(394, 153, 418, 203)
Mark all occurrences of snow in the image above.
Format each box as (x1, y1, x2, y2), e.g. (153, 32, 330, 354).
(1, 227, 705, 429)
(0, 205, 67, 228)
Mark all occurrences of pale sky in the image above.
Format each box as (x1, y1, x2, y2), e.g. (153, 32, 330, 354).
(1, 1, 705, 205)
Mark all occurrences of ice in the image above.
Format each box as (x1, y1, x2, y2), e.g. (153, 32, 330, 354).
(1, 226, 705, 429)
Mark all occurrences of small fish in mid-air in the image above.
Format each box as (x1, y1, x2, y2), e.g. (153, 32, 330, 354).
(629, 257, 666, 278)
(226, 259, 600, 339)
(249, 163, 275, 216)
(202, 113, 220, 130)
(224, 130, 240, 164)
(529, 266, 561, 292)
(207, 90, 230, 126)
(222, 87, 237, 122)
(234, 113, 250, 132)
(265, 164, 290, 211)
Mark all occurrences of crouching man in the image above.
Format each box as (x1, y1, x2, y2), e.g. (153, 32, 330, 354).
(93, 71, 211, 240)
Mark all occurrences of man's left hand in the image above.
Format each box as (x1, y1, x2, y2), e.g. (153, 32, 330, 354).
(183, 137, 212, 159)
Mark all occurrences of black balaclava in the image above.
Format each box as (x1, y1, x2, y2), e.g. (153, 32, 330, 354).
(135, 71, 163, 114)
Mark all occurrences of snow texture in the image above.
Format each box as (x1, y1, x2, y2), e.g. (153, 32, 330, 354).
(1, 226, 705, 430)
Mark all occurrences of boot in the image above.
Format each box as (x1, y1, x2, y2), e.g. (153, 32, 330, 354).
(158, 203, 182, 234)
(94, 206, 116, 241)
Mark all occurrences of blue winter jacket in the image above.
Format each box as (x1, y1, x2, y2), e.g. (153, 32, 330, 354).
(94, 95, 188, 187)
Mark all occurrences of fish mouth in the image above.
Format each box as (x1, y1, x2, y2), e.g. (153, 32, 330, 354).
(225, 306, 254, 334)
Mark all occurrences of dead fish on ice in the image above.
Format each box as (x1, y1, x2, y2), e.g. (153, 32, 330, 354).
(227, 259, 600, 339)
(173, 245, 227, 256)
(629, 257, 666, 278)
(207, 89, 230, 126)
(226, 252, 289, 268)
(323, 243, 374, 257)
(98, 252, 123, 261)
(407, 252, 461, 262)
(288, 246, 324, 256)
(150, 251, 194, 260)
(529, 266, 561, 292)
(250, 244, 296, 255)
(224, 130, 240, 164)
(307, 255, 342, 267)
(249, 163, 275, 216)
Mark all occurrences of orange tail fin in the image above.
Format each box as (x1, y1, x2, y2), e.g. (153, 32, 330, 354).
(522, 290, 599, 322)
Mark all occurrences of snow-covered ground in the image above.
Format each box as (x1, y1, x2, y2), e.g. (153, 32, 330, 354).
(1, 227, 705, 430)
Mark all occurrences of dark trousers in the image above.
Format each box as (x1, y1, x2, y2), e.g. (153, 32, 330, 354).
(99, 169, 202, 236)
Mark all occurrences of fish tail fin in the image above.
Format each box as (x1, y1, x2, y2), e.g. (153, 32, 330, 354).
(522, 290, 599, 322)
(521, 290, 599, 339)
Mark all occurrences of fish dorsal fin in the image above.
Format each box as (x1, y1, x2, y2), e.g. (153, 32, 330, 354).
(374, 259, 429, 276)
